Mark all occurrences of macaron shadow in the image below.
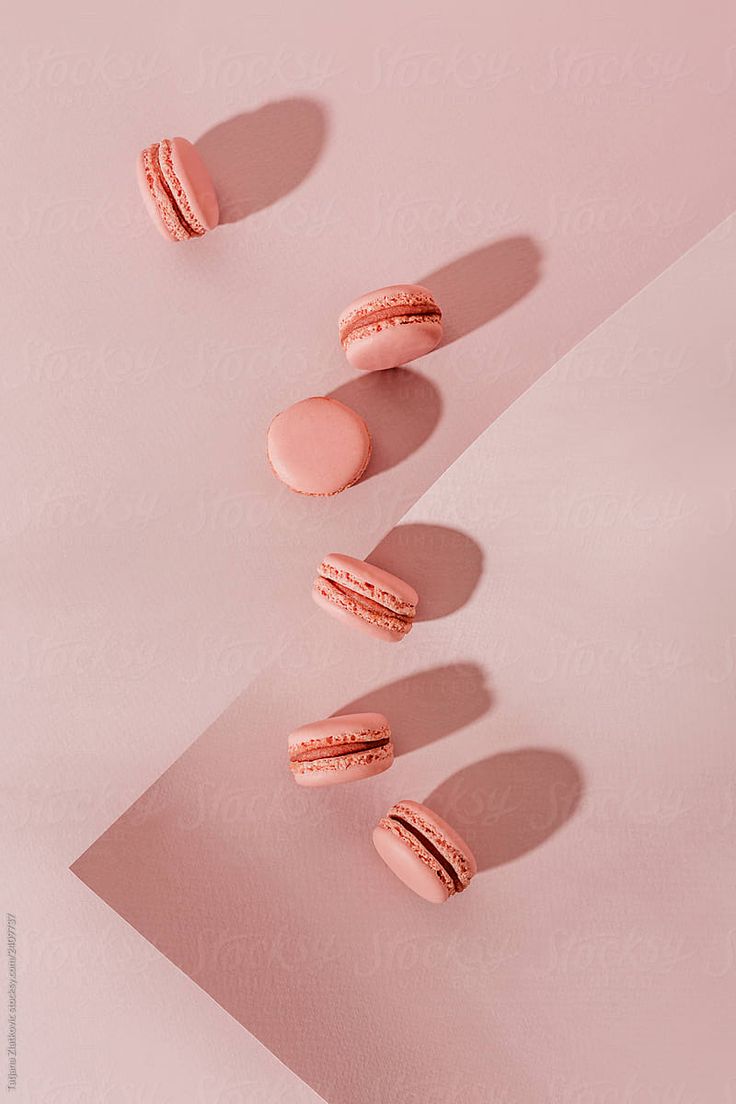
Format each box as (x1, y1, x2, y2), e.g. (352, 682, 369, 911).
(336, 662, 492, 757)
(420, 234, 542, 347)
(369, 522, 483, 621)
(196, 97, 327, 224)
(328, 368, 441, 481)
(424, 748, 583, 873)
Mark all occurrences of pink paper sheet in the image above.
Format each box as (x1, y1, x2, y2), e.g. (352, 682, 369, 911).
(73, 218, 736, 1101)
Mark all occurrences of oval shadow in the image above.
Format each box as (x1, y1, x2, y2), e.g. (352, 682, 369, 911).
(337, 662, 492, 756)
(420, 235, 542, 346)
(196, 98, 327, 224)
(425, 748, 583, 873)
(369, 522, 482, 620)
(329, 368, 441, 481)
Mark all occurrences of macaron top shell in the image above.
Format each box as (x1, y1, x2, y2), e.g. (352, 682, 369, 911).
(288, 712, 390, 755)
(338, 284, 440, 336)
(311, 583, 411, 643)
(267, 397, 372, 496)
(164, 137, 219, 231)
(319, 553, 418, 616)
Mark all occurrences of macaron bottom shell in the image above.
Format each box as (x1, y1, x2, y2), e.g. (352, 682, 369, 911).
(312, 581, 411, 643)
(346, 317, 442, 373)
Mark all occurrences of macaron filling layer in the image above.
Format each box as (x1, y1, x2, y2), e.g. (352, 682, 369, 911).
(290, 725, 393, 777)
(141, 141, 204, 239)
(339, 291, 442, 348)
(379, 802, 474, 896)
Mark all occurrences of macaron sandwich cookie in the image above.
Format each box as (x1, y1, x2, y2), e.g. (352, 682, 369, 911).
(267, 397, 372, 496)
(289, 712, 393, 786)
(338, 284, 443, 372)
(313, 553, 418, 642)
(373, 800, 477, 904)
(137, 137, 219, 242)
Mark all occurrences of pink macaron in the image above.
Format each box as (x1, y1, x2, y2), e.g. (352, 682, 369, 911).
(137, 137, 219, 242)
(267, 397, 372, 496)
(312, 553, 418, 642)
(373, 800, 477, 904)
(289, 712, 393, 787)
(338, 284, 443, 372)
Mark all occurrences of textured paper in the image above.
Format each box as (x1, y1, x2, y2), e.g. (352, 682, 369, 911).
(4, 1, 736, 1099)
(74, 217, 736, 1102)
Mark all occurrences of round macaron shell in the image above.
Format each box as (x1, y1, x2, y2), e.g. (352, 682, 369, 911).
(346, 318, 442, 373)
(311, 586, 407, 642)
(372, 823, 450, 904)
(288, 712, 390, 751)
(267, 397, 371, 496)
(340, 284, 443, 373)
(339, 284, 436, 321)
(167, 137, 219, 231)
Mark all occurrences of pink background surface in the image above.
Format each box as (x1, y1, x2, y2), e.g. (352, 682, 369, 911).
(3, 0, 736, 1100)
